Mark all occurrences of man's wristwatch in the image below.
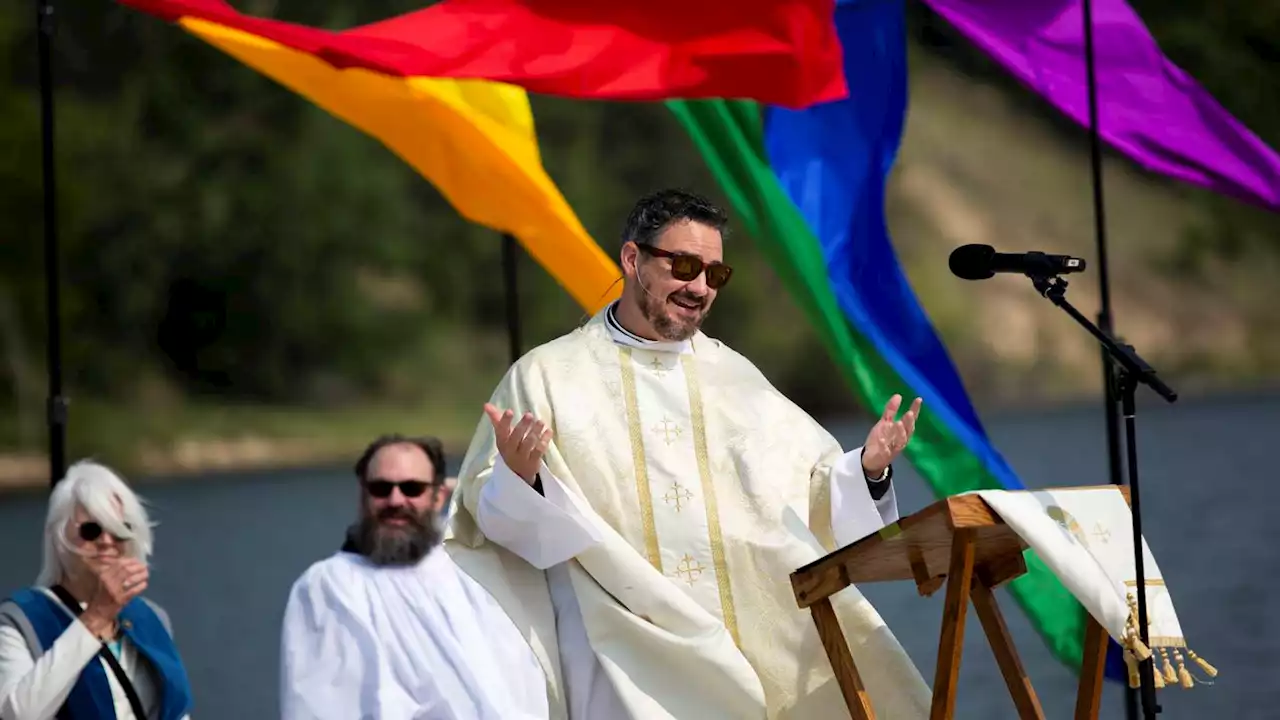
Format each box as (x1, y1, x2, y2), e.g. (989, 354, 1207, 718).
(859, 446, 891, 482)
(864, 463, 893, 501)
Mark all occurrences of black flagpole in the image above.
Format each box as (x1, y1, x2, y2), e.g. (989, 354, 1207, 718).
(502, 233, 521, 363)
(37, 0, 67, 488)
(1081, 0, 1141, 717)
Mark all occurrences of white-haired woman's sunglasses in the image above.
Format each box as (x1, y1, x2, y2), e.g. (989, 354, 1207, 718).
(77, 521, 132, 543)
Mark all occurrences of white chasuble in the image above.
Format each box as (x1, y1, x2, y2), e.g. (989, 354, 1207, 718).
(447, 308, 931, 719)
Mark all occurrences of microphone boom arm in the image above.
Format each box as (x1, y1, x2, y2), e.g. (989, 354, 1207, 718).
(1031, 275, 1176, 402)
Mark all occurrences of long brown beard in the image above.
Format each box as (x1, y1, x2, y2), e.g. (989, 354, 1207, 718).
(355, 506, 441, 566)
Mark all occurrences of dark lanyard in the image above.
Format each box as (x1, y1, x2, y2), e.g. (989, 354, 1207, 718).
(49, 585, 150, 720)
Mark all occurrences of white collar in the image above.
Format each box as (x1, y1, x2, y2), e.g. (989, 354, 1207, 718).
(604, 302, 693, 355)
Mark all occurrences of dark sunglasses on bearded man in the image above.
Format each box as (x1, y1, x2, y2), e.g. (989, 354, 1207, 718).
(636, 244, 733, 289)
(362, 478, 442, 499)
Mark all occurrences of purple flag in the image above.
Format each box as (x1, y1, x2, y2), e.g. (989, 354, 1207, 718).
(922, 0, 1280, 210)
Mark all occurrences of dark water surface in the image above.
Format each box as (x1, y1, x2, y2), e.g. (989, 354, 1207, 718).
(1, 392, 1275, 718)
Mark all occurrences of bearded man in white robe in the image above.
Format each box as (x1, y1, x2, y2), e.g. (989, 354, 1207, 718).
(446, 189, 933, 719)
(280, 434, 548, 720)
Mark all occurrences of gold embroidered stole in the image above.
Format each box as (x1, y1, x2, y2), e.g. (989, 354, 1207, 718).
(617, 346, 740, 645)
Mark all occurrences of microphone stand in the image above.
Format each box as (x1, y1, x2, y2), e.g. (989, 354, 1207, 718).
(1028, 273, 1174, 720)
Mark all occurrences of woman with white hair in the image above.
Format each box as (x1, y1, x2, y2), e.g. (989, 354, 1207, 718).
(0, 461, 193, 720)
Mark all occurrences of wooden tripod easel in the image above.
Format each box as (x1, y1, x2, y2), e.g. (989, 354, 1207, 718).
(790, 489, 1127, 719)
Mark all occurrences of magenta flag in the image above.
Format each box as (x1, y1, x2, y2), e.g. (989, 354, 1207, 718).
(923, 0, 1280, 210)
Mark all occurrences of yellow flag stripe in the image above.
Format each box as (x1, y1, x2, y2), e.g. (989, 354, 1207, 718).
(180, 17, 622, 314)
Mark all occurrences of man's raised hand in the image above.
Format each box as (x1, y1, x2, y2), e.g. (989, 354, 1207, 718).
(861, 394, 922, 477)
(484, 403, 553, 486)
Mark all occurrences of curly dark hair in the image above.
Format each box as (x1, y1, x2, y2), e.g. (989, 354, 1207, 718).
(353, 434, 446, 484)
(621, 189, 729, 248)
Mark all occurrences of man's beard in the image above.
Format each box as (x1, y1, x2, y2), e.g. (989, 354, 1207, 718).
(355, 506, 442, 566)
(637, 276, 708, 341)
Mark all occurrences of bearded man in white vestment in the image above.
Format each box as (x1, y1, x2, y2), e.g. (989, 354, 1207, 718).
(446, 189, 933, 719)
(280, 434, 548, 720)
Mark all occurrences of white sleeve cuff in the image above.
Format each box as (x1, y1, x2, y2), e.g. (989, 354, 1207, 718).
(831, 447, 899, 547)
(476, 457, 603, 569)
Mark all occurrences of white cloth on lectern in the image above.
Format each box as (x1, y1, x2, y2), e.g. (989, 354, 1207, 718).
(279, 549, 548, 720)
(972, 487, 1197, 656)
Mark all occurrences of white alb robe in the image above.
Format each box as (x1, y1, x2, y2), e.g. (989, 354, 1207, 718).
(279, 548, 548, 720)
(447, 306, 932, 719)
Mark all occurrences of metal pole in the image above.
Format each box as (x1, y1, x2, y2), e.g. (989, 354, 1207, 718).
(502, 233, 521, 363)
(1081, 0, 1138, 716)
(37, 0, 67, 488)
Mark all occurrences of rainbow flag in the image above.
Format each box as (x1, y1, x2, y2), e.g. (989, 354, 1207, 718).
(122, 0, 1278, 682)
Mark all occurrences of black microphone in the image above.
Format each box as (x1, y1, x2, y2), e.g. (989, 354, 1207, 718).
(949, 244, 1086, 281)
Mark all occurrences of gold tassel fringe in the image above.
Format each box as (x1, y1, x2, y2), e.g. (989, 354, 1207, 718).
(1174, 650, 1194, 688)
(1124, 593, 1152, 661)
(1159, 648, 1178, 684)
(1122, 592, 1218, 689)
(1186, 649, 1218, 678)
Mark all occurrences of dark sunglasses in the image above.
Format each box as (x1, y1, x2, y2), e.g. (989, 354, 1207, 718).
(363, 479, 439, 499)
(636, 244, 733, 289)
(78, 521, 132, 543)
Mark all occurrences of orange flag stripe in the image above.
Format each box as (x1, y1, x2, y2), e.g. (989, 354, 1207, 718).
(181, 17, 622, 314)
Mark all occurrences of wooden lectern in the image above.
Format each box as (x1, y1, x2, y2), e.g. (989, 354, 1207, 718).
(791, 489, 1127, 720)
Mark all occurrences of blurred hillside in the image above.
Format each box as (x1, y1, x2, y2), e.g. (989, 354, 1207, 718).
(0, 0, 1277, 484)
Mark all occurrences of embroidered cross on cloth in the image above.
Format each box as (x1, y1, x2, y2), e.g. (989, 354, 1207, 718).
(971, 486, 1217, 690)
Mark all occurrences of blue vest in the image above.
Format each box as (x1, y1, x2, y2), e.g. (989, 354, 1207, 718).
(4, 588, 193, 720)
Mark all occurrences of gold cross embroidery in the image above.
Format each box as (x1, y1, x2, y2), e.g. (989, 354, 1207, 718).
(653, 417, 683, 445)
(662, 482, 694, 512)
(1091, 521, 1111, 544)
(647, 356, 669, 377)
(672, 554, 704, 586)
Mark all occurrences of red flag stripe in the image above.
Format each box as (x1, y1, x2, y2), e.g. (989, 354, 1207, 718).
(119, 0, 848, 108)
